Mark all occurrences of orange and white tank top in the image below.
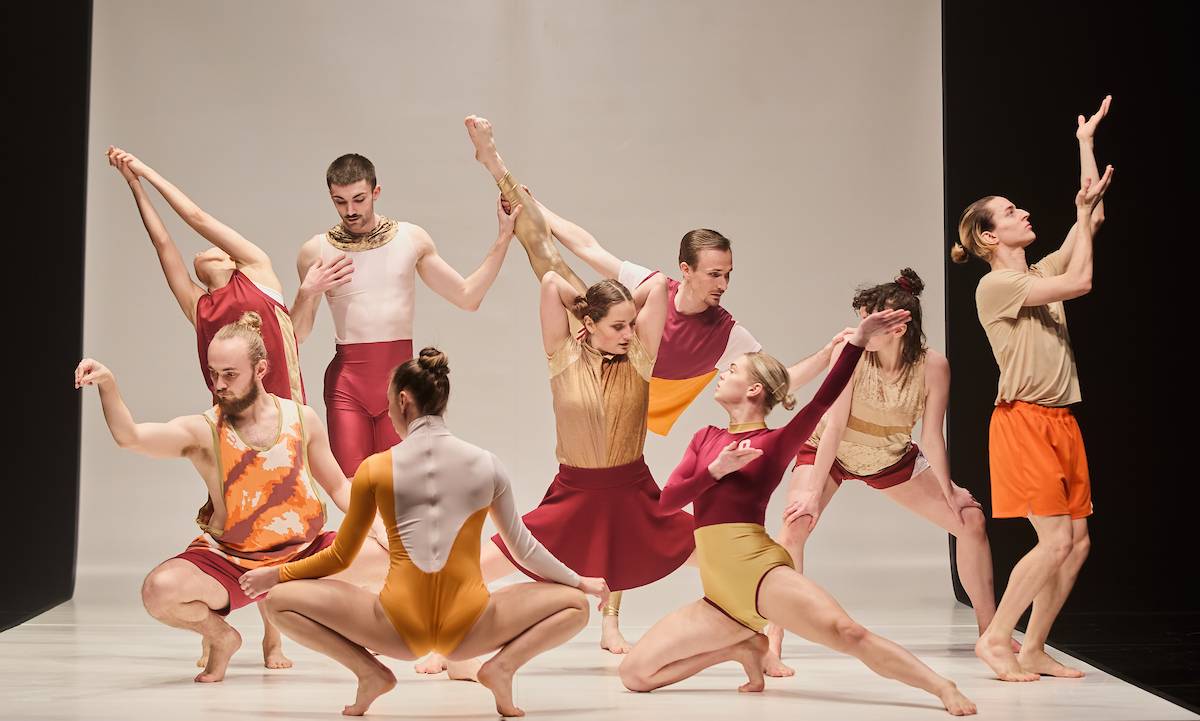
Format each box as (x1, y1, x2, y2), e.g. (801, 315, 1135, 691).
(321, 216, 418, 344)
(190, 395, 327, 569)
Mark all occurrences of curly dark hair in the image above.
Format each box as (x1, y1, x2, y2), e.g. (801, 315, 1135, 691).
(851, 268, 927, 374)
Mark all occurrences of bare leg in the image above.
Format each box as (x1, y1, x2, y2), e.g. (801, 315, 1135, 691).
(449, 582, 591, 718)
(600, 591, 632, 654)
(881, 469, 999, 634)
(619, 599, 763, 692)
(262, 579, 412, 716)
(763, 466, 839, 676)
(975, 513, 1073, 682)
(464, 115, 587, 294)
(1017, 517, 1089, 678)
(141, 559, 242, 683)
(759, 566, 976, 715)
(260, 603, 294, 669)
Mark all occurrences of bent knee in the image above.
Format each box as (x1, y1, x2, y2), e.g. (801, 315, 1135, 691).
(1072, 533, 1091, 560)
(832, 618, 869, 648)
(140, 568, 186, 616)
(960, 508, 988, 538)
(618, 659, 654, 693)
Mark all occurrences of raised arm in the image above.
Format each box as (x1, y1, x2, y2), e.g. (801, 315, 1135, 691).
(1057, 95, 1111, 263)
(301, 406, 389, 544)
(414, 209, 513, 312)
(786, 328, 854, 391)
(1022, 165, 1113, 307)
(109, 147, 281, 292)
(75, 358, 202, 458)
(536, 198, 624, 279)
(633, 272, 669, 358)
(775, 308, 910, 453)
(108, 147, 205, 324)
(489, 455, 582, 587)
(539, 270, 577, 355)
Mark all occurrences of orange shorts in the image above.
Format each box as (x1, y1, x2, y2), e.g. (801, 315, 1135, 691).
(988, 401, 1092, 519)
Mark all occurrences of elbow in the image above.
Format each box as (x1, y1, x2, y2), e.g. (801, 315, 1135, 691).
(462, 295, 483, 312)
(184, 208, 209, 228)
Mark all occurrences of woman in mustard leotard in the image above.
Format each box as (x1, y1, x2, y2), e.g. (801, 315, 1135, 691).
(239, 348, 609, 718)
(617, 310, 978, 717)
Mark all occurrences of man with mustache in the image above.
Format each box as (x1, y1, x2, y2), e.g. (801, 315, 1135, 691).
(291, 154, 518, 478)
(75, 313, 387, 684)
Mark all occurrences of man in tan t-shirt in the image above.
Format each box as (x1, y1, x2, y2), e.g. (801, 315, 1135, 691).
(951, 95, 1113, 684)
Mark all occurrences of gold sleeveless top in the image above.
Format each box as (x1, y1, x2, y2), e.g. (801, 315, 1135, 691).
(810, 353, 927, 475)
(548, 334, 655, 468)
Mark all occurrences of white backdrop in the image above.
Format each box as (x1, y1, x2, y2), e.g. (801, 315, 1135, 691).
(81, 0, 947, 619)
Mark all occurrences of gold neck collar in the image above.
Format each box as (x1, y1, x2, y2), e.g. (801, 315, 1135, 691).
(326, 215, 398, 251)
(728, 420, 767, 434)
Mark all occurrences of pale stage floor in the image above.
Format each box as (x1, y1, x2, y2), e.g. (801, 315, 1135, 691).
(2, 564, 1195, 721)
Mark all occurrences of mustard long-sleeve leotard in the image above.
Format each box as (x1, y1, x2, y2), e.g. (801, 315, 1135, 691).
(278, 415, 582, 656)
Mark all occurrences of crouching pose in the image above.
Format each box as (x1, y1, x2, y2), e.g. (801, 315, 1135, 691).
(240, 348, 609, 717)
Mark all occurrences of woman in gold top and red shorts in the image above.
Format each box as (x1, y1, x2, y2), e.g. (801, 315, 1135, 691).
(763, 269, 1003, 676)
(951, 95, 1113, 682)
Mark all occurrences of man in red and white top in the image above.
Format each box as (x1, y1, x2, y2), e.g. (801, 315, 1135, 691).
(291, 153, 519, 478)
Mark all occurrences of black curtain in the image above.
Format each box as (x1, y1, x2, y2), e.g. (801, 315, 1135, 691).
(1, 1, 92, 630)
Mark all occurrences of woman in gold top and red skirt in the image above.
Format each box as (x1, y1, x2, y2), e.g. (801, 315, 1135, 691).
(480, 270, 695, 652)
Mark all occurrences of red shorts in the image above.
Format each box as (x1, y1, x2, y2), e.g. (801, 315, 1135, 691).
(794, 442, 929, 490)
(989, 401, 1092, 519)
(173, 532, 337, 616)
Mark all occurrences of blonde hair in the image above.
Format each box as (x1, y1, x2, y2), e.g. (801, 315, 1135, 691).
(952, 196, 998, 264)
(744, 352, 795, 414)
(213, 311, 268, 368)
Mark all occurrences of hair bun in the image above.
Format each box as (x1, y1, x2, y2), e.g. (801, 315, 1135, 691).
(895, 268, 925, 297)
(236, 311, 264, 334)
(417, 347, 450, 377)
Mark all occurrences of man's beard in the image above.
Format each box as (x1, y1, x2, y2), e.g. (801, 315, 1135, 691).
(217, 382, 260, 417)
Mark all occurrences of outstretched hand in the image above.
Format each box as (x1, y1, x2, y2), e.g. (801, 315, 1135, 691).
(106, 146, 149, 181)
(238, 567, 280, 599)
(74, 358, 113, 389)
(847, 308, 911, 348)
(1075, 95, 1111, 142)
(1074, 165, 1114, 211)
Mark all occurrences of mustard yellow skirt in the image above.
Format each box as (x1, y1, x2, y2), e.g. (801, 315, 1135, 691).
(694, 522, 794, 632)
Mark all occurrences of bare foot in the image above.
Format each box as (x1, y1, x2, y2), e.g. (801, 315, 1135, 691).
(196, 637, 210, 668)
(478, 659, 524, 717)
(194, 625, 242, 683)
(464, 115, 504, 177)
(600, 616, 632, 655)
(342, 661, 397, 717)
(760, 646, 795, 678)
(447, 657, 482, 682)
(414, 652, 448, 675)
(731, 635, 767, 693)
(937, 683, 978, 716)
(975, 635, 1038, 682)
(1018, 647, 1084, 678)
(263, 638, 293, 669)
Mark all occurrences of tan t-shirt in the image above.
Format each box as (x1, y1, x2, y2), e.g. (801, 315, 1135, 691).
(975, 249, 1080, 407)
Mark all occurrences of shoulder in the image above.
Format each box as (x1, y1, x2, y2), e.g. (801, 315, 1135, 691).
(923, 349, 950, 385)
(403, 223, 434, 249)
(298, 235, 323, 263)
(298, 404, 326, 433)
